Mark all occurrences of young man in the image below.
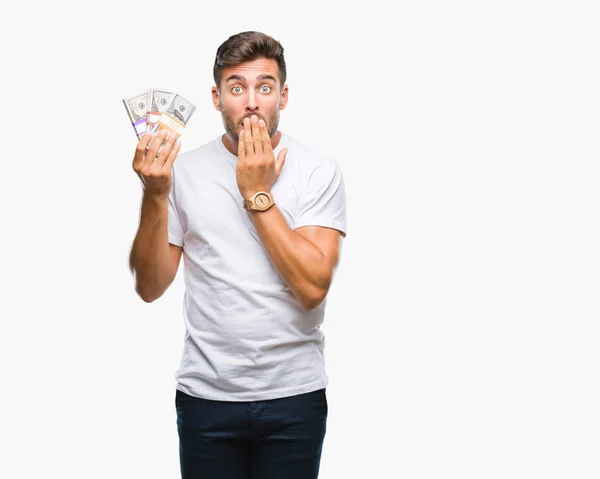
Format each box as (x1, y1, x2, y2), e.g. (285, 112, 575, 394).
(129, 31, 347, 479)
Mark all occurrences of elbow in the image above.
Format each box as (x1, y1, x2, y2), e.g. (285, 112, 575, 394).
(135, 283, 163, 304)
(137, 288, 158, 303)
(299, 285, 329, 311)
(139, 293, 157, 303)
(301, 299, 324, 311)
(131, 269, 170, 304)
(297, 269, 335, 310)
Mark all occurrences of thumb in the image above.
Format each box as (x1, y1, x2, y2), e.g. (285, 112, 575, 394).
(275, 148, 288, 177)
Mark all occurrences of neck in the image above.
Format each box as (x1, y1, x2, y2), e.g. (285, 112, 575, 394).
(222, 130, 282, 157)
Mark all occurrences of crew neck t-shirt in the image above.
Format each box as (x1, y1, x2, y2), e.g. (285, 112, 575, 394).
(167, 131, 347, 401)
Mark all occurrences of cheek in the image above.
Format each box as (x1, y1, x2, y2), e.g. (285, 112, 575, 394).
(258, 100, 280, 120)
(222, 95, 244, 111)
(264, 95, 281, 108)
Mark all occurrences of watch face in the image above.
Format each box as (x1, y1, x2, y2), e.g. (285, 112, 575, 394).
(254, 193, 270, 210)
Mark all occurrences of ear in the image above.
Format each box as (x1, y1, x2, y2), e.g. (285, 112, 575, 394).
(279, 84, 289, 111)
(211, 86, 221, 111)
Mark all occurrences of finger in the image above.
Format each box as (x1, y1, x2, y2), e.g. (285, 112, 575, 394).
(146, 129, 169, 166)
(251, 115, 262, 154)
(238, 128, 246, 159)
(133, 132, 153, 168)
(156, 132, 178, 167)
(275, 148, 288, 177)
(146, 128, 168, 164)
(161, 138, 182, 172)
(243, 117, 254, 157)
(258, 119, 272, 155)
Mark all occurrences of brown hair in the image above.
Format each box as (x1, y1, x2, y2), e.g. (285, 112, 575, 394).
(213, 31, 287, 90)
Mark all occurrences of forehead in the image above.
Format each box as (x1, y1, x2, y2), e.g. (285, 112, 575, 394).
(221, 58, 280, 84)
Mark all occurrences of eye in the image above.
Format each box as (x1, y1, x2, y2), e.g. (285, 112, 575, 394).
(232, 86, 243, 94)
(260, 85, 272, 93)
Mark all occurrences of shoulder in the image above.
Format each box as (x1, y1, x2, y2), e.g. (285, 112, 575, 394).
(283, 133, 342, 180)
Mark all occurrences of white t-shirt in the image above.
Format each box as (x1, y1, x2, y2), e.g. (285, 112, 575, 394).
(168, 131, 347, 401)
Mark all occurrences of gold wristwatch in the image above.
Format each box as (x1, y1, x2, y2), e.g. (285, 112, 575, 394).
(243, 191, 275, 212)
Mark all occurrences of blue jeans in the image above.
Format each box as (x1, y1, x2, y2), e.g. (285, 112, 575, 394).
(175, 387, 328, 479)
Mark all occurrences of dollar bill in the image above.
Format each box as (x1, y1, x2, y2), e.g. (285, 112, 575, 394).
(165, 94, 196, 125)
(150, 89, 174, 112)
(147, 89, 174, 132)
(153, 93, 196, 138)
(123, 90, 150, 139)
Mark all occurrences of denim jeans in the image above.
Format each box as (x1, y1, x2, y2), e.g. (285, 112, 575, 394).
(175, 387, 328, 479)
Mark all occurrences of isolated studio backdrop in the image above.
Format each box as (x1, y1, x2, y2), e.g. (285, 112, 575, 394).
(2, 2, 599, 479)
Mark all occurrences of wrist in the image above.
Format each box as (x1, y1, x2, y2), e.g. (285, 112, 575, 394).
(243, 191, 275, 212)
(142, 191, 169, 204)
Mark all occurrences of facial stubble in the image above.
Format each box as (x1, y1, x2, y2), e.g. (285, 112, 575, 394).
(220, 99, 280, 142)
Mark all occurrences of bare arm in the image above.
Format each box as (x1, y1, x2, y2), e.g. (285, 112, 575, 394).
(236, 115, 343, 310)
(128, 128, 183, 303)
(129, 195, 183, 302)
(249, 208, 342, 309)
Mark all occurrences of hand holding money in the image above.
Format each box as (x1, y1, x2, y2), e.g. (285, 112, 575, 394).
(132, 129, 181, 200)
(123, 89, 196, 140)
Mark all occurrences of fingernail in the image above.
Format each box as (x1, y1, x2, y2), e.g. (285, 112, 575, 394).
(251, 115, 257, 122)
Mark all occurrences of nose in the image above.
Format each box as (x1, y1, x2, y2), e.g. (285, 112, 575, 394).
(245, 89, 259, 113)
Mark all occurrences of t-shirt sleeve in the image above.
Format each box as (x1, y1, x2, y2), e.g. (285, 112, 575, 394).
(168, 174, 185, 247)
(294, 158, 347, 237)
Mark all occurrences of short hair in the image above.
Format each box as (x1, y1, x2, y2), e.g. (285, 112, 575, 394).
(213, 31, 287, 89)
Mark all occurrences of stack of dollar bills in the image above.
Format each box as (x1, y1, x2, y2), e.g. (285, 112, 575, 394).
(123, 89, 196, 140)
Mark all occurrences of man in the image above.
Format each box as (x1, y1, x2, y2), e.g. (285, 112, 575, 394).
(128, 31, 347, 479)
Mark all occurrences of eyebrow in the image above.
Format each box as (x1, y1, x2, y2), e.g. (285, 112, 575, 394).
(225, 74, 278, 84)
